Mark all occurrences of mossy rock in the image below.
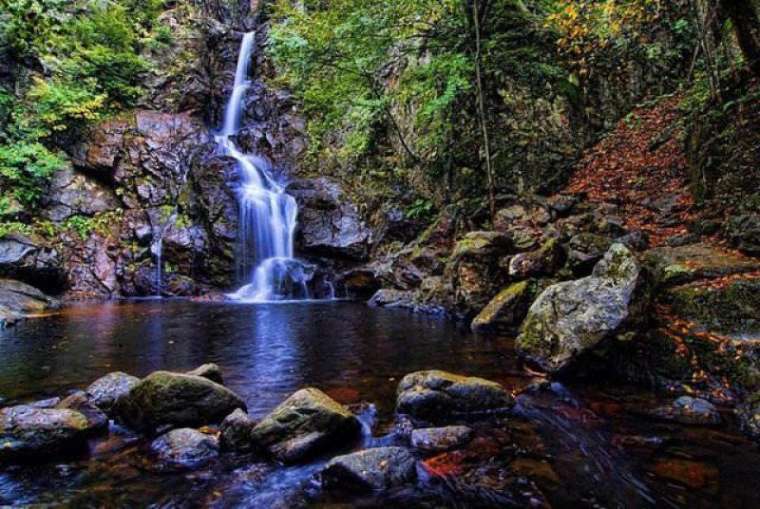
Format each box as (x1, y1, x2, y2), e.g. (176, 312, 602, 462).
(251, 388, 361, 463)
(471, 280, 544, 334)
(644, 244, 760, 288)
(396, 370, 513, 421)
(115, 370, 246, 432)
(0, 406, 90, 463)
(666, 277, 760, 335)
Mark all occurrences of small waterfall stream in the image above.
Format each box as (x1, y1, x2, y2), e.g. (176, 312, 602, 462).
(219, 32, 310, 302)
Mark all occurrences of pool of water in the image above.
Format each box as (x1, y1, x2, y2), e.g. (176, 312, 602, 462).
(1, 300, 758, 507)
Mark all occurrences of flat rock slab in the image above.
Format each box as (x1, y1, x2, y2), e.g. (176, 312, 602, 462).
(151, 428, 219, 469)
(650, 397, 721, 426)
(321, 446, 417, 491)
(396, 370, 513, 421)
(645, 244, 760, 287)
(411, 425, 473, 453)
(251, 388, 360, 463)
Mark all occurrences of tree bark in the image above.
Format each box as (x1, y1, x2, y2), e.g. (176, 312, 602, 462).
(472, 0, 496, 223)
(720, 0, 760, 76)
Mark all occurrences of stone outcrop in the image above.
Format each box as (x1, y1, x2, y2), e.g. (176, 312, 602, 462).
(114, 370, 246, 432)
(396, 370, 513, 421)
(0, 235, 65, 292)
(517, 243, 649, 374)
(0, 278, 59, 327)
(250, 388, 361, 463)
(289, 178, 371, 261)
(471, 280, 540, 334)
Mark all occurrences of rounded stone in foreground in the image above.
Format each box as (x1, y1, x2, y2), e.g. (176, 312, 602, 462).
(0, 405, 90, 462)
(220, 408, 257, 452)
(251, 387, 361, 463)
(114, 370, 246, 432)
(150, 428, 219, 469)
(321, 446, 417, 491)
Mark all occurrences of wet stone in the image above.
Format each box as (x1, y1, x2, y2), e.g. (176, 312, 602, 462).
(651, 397, 721, 426)
(86, 371, 140, 414)
(150, 428, 219, 470)
(321, 446, 418, 491)
(410, 425, 473, 453)
(0, 405, 90, 462)
(219, 408, 257, 452)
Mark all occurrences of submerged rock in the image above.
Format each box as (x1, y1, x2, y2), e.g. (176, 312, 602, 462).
(251, 388, 361, 463)
(220, 408, 257, 452)
(150, 428, 219, 469)
(396, 370, 513, 421)
(368, 289, 416, 309)
(651, 397, 721, 426)
(517, 243, 649, 373)
(410, 425, 472, 453)
(115, 371, 246, 432)
(0, 405, 90, 462)
(321, 446, 417, 491)
(86, 371, 140, 414)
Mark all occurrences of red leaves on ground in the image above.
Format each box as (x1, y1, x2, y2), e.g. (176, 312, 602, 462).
(566, 96, 694, 246)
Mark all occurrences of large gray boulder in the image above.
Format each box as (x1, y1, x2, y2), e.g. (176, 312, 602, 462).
(86, 371, 140, 414)
(516, 243, 649, 373)
(0, 405, 90, 462)
(321, 447, 417, 491)
(250, 388, 361, 463)
(114, 371, 246, 432)
(150, 428, 219, 469)
(396, 370, 513, 421)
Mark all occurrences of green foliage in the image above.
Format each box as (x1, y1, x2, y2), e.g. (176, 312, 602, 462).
(406, 198, 435, 220)
(25, 78, 106, 136)
(0, 0, 168, 217)
(0, 142, 64, 212)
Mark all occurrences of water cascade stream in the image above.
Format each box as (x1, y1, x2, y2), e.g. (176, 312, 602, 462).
(219, 32, 311, 302)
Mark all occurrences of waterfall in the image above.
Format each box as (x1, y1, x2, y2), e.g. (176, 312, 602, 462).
(219, 32, 311, 302)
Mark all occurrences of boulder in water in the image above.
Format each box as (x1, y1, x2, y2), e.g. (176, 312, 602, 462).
(396, 370, 513, 421)
(250, 388, 361, 463)
(86, 371, 140, 414)
(321, 446, 417, 491)
(220, 408, 258, 452)
(471, 280, 539, 334)
(186, 363, 224, 384)
(114, 371, 246, 432)
(0, 279, 59, 327)
(0, 405, 90, 462)
(517, 243, 649, 374)
(150, 428, 219, 469)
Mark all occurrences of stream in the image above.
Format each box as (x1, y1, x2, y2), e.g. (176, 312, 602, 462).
(1, 300, 758, 507)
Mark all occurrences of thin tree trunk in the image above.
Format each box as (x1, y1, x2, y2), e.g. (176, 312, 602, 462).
(472, 0, 496, 223)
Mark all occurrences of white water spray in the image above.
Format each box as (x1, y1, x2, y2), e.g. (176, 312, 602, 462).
(219, 32, 310, 302)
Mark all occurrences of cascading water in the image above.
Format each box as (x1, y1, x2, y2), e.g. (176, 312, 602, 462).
(219, 32, 311, 302)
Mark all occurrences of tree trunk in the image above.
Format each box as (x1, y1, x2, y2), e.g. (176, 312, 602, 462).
(720, 0, 760, 76)
(472, 0, 496, 224)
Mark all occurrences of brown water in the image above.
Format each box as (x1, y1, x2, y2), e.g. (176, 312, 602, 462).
(0, 300, 758, 508)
